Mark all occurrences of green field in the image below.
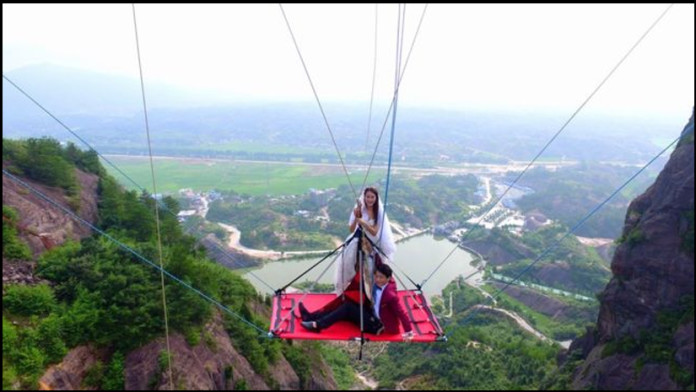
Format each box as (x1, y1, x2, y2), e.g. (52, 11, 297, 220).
(102, 156, 385, 196)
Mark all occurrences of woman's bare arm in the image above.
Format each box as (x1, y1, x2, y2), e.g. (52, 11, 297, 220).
(358, 219, 379, 236)
(349, 201, 362, 233)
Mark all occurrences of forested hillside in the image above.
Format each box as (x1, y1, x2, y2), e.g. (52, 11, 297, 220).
(463, 225, 610, 296)
(2, 138, 334, 390)
(370, 281, 561, 389)
(508, 163, 659, 238)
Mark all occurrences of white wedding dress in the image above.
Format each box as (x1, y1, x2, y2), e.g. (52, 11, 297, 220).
(333, 196, 396, 296)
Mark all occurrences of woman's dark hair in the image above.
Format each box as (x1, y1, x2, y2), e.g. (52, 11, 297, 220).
(364, 187, 380, 225)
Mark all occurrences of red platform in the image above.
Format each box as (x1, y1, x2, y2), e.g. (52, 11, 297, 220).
(269, 291, 446, 342)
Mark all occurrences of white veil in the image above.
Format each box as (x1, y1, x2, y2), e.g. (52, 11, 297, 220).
(334, 189, 397, 295)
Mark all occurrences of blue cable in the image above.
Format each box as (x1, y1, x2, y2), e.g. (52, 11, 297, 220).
(3, 169, 270, 337)
(459, 130, 688, 327)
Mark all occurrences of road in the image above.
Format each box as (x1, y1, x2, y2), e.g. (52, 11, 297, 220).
(355, 372, 378, 390)
(468, 304, 570, 348)
(481, 176, 492, 205)
(103, 153, 580, 176)
(575, 236, 614, 247)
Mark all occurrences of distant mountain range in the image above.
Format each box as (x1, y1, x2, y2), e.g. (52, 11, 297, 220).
(2, 63, 685, 165)
(3, 63, 225, 120)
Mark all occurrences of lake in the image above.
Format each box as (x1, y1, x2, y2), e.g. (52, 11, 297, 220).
(243, 233, 479, 299)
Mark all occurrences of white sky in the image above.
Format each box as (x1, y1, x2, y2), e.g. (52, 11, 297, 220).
(3, 3, 694, 119)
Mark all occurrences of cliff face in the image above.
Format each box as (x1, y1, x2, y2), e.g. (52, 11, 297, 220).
(39, 311, 337, 390)
(570, 111, 694, 390)
(2, 167, 99, 286)
(121, 311, 336, 390)
(2, 167, 99, 257)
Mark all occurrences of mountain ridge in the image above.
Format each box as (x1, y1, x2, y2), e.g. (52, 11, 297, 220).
(569, 109, 694, 389)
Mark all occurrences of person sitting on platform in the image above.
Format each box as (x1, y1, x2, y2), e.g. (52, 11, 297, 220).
(300, 263, 414, 341)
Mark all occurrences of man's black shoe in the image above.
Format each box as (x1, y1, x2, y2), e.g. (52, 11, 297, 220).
(298, 302, 312, 321)
(300, 320, 320, 332)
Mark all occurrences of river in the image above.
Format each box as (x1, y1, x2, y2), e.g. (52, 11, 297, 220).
(242, 233, 480, 299)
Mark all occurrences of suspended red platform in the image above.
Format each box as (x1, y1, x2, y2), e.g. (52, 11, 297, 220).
(269, 290, 446, 343)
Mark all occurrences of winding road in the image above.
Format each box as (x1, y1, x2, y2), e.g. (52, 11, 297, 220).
(466, 304, 570, 348)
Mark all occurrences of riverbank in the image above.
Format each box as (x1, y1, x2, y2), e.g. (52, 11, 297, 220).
(217, 222, 284, 260)
(217, 221, 430, 262)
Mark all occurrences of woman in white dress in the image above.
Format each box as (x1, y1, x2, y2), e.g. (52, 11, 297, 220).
(334, 187, 396, 296)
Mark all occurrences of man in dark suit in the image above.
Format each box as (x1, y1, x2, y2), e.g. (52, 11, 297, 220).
(299, 263, 414, 340)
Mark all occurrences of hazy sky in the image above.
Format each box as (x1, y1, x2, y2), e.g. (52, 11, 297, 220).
(3, 3, 694, 119)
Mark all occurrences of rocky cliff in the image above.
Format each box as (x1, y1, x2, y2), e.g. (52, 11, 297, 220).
(570, 111, 694, 389)
(39, 311, 337, 390)
(2, 167, 99, 286)
(2, 167, 99, 257)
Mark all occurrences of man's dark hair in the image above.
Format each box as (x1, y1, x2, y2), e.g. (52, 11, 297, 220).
(375, 263, 393, 278)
